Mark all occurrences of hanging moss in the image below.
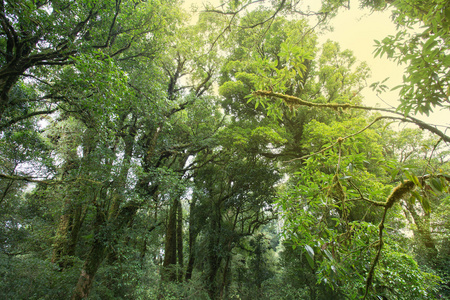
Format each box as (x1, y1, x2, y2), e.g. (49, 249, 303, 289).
(385, 180, 415, 209)
(328, 174, 346, 202)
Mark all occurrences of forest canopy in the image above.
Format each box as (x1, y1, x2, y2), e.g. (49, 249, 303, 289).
(0, 0, 449, 299)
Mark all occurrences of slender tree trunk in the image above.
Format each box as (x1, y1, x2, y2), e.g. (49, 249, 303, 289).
(206, 251, 220, 299)
(71, 210, 107, 300)
(71, 202, 139, 299)
(68, 205, 84, 256)
(219, 253, 231, 300)
(162, 198, 178, 281)
(206, 205, 222, 300)
(185, 209, 196, 281)
(0, 68, 23, 119)
(406, 201, 438, 260)
(185, 197, 198, 281)
(52, 199, 72, 265)
(176, 200, 184, 282)
(219, 209, 239, 299)
(52, 196, 86, 269)
(71, 238, 107, 300)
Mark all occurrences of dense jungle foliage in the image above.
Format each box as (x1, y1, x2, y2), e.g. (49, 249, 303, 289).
(0, 0, 449, 299)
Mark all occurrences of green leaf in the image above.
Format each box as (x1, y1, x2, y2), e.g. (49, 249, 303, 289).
(419, 196, 431, 213)
(82, 233, 94, 240)
(305, 245, 315, 269)
(410, 190, 422, 204)
(323, 249, 334, 261)
(429, 178, 443, 193)
(423, 38, 437, 52)
(411, 174, 421, 188)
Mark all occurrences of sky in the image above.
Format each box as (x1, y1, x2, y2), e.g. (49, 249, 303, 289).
(318, 6, 402, 107)
(182, 0, 449, 128)
(312, 5, 449, 128)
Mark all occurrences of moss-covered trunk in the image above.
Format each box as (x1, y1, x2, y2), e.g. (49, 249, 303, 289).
(70, 234, 107, 300)
(70, 208, 107, 300)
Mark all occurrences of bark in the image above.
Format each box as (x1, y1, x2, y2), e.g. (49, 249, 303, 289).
(70, 239, 107, 300)
(185, 197, 198, 281)
(0, 45, 74, 119)
(52, 201, 84, 269)
(51, 154, 83, 268)
(108, 122, 136, 220)
(71, 203, 139, 300)
(219, 210, 240, 299)
(162, 155, 189, 282)
(176, 201, 184, 282)
(219, 253, 231, 300)
(70, 118, 138, 298)
(51, 200, 72, 264)
(206, 207, 222, 300)
(71, 209, 108, 300)
(162, 198, 178, 282)
(0, 71, 20, 118)
(206, 248, 220, 299)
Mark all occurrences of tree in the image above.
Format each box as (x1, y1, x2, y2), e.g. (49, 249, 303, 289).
(189, 147, 280, 299)
(0, 0, 177, 124)
(1, 1, 449, 299)
(221, 3, 449, 299)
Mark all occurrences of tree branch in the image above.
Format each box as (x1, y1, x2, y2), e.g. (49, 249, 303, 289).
(0, 108, 56, 130)
(253, 90, 450, 143)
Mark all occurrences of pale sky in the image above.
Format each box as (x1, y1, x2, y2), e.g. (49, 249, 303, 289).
(319, 6, 402, 108)
(182, 0, 449, 128)
(319, 5, 449, 128)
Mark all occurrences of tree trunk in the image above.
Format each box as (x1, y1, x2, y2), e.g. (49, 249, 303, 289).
(219, 253, 231, 300)
(52, 200, 72, 265)
(0, 66, 25, 119)
(206, 206, 222, 300)
(52, 158, 84, 269)
(71, 202, 139, 299)
(162, 198, 178, 281)
(70, 239, 107, 300)
(52, 202, 84, 268)
(185, 197, 199, 281)
(71, 211, 107, 300)
(176, 200, 184, 282)
(406, 201, 438, 260)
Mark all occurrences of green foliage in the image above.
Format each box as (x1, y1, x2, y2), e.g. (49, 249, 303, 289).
(1, 1, 449, 299)
(276, 114, 448, 298)
(0, 253, 81, 300)
(373, 250, 441, 299)
(373, 0, 450, 115)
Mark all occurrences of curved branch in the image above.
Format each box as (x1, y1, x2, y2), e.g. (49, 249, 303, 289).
(239, 0, 286, 29)
(364, 180, 415, 299)
(0, 173, 104, 185)
(0, 108, 56, 130)
(0, 173, 58, 184)
(253, 90, 450, 143)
